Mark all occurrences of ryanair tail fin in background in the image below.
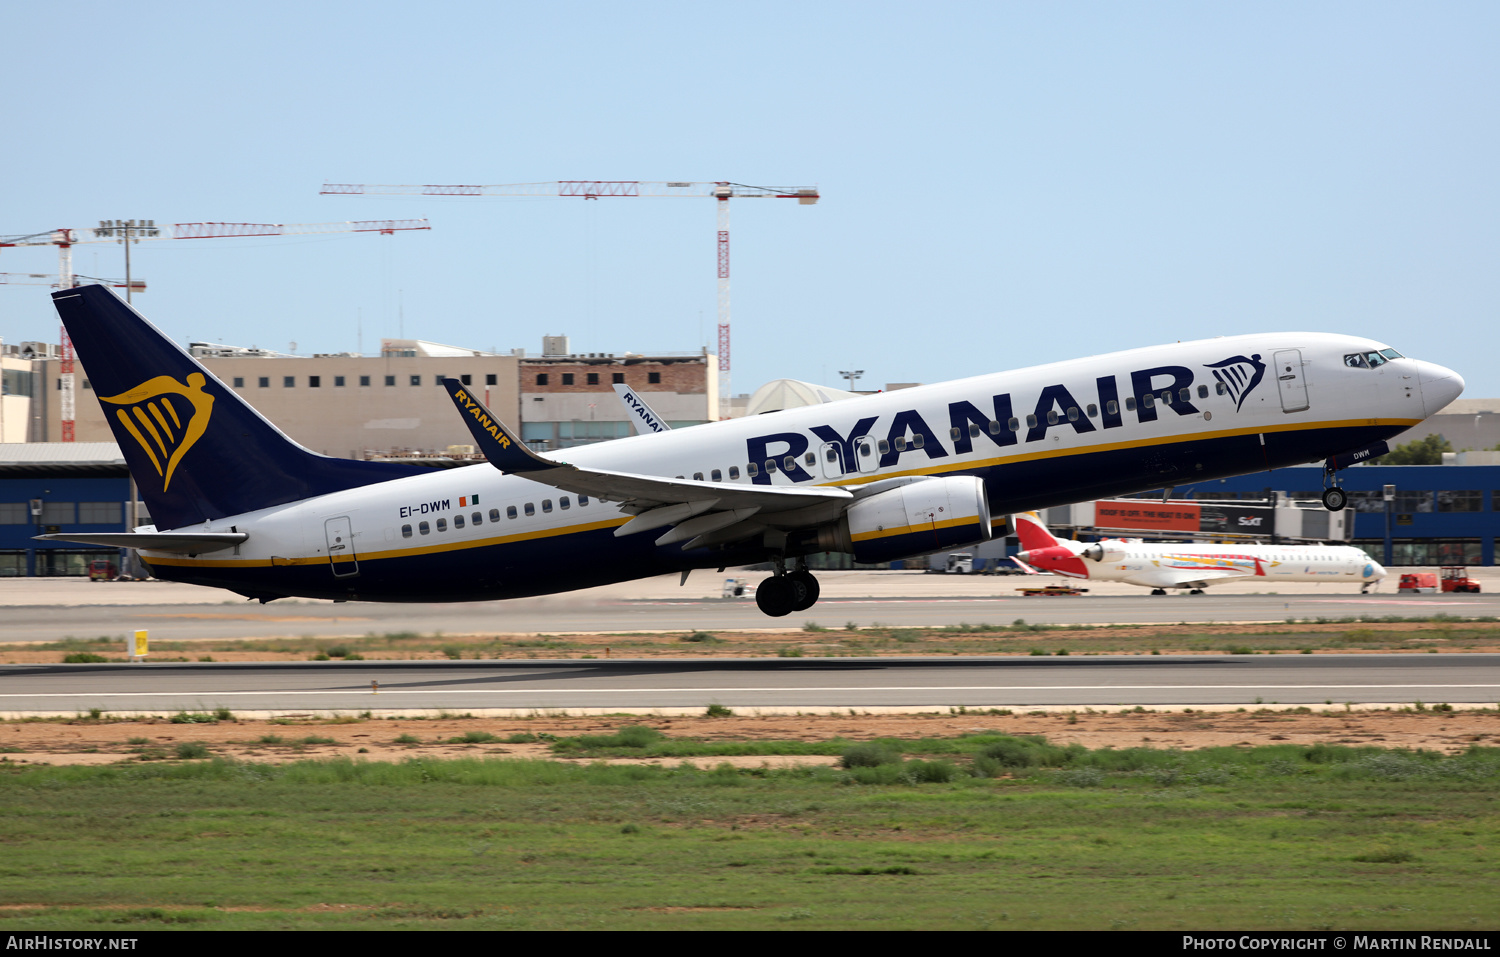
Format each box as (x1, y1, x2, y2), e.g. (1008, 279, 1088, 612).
(52, 285, 428, 530)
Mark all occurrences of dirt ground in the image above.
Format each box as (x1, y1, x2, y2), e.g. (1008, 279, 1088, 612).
(2, 708, 1495, 768)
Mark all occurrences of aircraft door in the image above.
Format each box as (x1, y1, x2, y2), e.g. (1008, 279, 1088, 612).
(819, 442, 845, 479)
(1272, 349, 1309, 413)
(324, 516, 359, 578)
(855, 435, 880, 474)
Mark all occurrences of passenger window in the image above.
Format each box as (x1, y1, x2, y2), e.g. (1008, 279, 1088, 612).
(489, 509, 501, 522)
(747, 462, 759, 476)
(1160, 390, 1172, 405)
(693, 472, 704, 481)
(1215, 382, 1227, 395)
(560, 497, 570, 509)
(1107, 400, 1118, 415)
(804, 452, 815, 466)
(579, 496, 589, 506)
(969, 423, 980, 438)
(473, 512, 483, 525)
(912, 434, 924, 449)
(1143, 394, 1155, 409)
(950, 427, 962, 440)
(1179, 388, 1190, 402)
(542, 500, 552, 513)
(784, 455, 797, 470)
(453, 515, 465, 529)
(1026, 414, 1037, 429)
(1007, 417, 1020, 432)
(1047, 410, 1059, 425)
(401, 524, 412, 538)
(765, 460, 777, 473)
(1197, 385, 1208, 399)
(524, 503, 535, 516)
(436, 518, 447, 532)
(728, 467, 740, 479)
(894, 437, 907, 451)
(988, 420, 1001, 435)
(878, 440, 890, 454)
(711, 469, 722, 481)
(1125, 397, 1136, 411)
(1086, 404, 1097, 418)
(1067, 407, 1079, 422)
(419, 521, 430, 535)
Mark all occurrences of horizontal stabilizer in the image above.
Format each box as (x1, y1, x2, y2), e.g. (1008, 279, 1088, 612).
(33, 531, 248, 554)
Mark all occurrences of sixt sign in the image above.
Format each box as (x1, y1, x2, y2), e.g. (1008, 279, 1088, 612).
(745, 358, 1264, 485)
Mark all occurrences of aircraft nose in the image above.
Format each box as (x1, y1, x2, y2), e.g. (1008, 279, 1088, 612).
(1414, 360, 1465, 417)
(1364, 559, 1387, 581)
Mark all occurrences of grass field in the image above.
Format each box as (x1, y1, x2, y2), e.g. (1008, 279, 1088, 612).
(1, 732, 1497, 930)
(12, 614, 1500, 664)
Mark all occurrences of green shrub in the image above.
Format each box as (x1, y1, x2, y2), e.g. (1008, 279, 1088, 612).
(62, 652, 109, 663)
(175, 742, 210, 759)
(840, 742, 902, 769)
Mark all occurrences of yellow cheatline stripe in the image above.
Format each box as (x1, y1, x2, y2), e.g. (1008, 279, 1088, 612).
(850, 515, 980, 543)
(146, 517, 631, 568)
(822, 417, 1418, 487)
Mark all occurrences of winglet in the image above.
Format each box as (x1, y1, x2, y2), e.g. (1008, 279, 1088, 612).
(442, 378, 559, 474)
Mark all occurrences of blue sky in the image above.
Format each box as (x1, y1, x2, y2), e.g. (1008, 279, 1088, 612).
(3, 1, 1496, 397)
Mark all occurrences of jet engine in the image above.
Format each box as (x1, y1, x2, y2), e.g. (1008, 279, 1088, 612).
(1081, 541, 1128, 563)
(837, 476, 992, 565)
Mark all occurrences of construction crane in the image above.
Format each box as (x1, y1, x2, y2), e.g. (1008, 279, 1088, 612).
(1, 218, 430, 440)
(320, 181, 819, 413)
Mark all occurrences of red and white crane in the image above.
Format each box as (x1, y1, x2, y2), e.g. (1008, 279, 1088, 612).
(320, 181, 819, 413)
(1, 218, 431, 440)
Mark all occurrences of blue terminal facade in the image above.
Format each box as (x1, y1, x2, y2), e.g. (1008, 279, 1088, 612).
(1149, 464, 1500, 567)
(0, 473, 133, 576)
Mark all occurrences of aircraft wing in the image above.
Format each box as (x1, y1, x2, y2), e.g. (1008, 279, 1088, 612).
(33, 531, 248, 554)
(443, 379, 851, 546)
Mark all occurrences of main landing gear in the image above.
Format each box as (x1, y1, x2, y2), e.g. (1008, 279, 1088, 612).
(1321, 487, 1347, 512)
(755, 559, 821, 617)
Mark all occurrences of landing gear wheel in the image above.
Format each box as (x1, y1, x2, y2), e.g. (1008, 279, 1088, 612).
(1151, 588, 1167, 596)
(755, 576, 795, 617)
(788, 570, 820, 611)
(1322, 487, 1347, 512)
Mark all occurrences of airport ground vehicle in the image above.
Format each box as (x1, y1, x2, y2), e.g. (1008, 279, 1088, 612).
(40, 284, 1461, 617)
(1440, 566, 1481, 593)
(1398, 573, 1439, 594)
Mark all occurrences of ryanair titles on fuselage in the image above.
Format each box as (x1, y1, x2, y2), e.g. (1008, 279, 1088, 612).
(744, 356, 1264, 485)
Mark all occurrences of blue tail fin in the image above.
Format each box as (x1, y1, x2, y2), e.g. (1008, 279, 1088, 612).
(52, 284, 428, 530)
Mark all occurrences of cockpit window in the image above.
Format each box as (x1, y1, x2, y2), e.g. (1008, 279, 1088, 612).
(1345, 350, 1399, 369)
(1365, 351, 1387, 367)
(1344, 353, 1368, 369)
(1379, 348, 1403, 360)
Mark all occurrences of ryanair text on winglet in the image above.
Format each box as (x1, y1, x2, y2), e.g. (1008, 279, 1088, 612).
(454, 389, 511, 449)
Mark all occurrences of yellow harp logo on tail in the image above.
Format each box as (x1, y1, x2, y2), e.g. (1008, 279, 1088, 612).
(100, 373, 215, 491)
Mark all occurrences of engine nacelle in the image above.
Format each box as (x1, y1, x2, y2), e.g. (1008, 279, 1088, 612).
(844, 476, 992, 565)
(1081, 541, 1128, 563)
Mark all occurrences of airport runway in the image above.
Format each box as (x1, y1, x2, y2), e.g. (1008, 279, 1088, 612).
(4, 590, 1499, 642)
(2, 654, 1496, 715)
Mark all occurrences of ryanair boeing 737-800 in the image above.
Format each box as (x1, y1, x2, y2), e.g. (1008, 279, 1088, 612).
(40, 285, 1463, 617)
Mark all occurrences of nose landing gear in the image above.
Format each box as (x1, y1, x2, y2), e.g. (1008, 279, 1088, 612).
(1321, 486, 1347, 512)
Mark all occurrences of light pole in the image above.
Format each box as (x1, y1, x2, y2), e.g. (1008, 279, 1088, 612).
(840, 369, 863, 392)
(94, 220, 160, 303)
